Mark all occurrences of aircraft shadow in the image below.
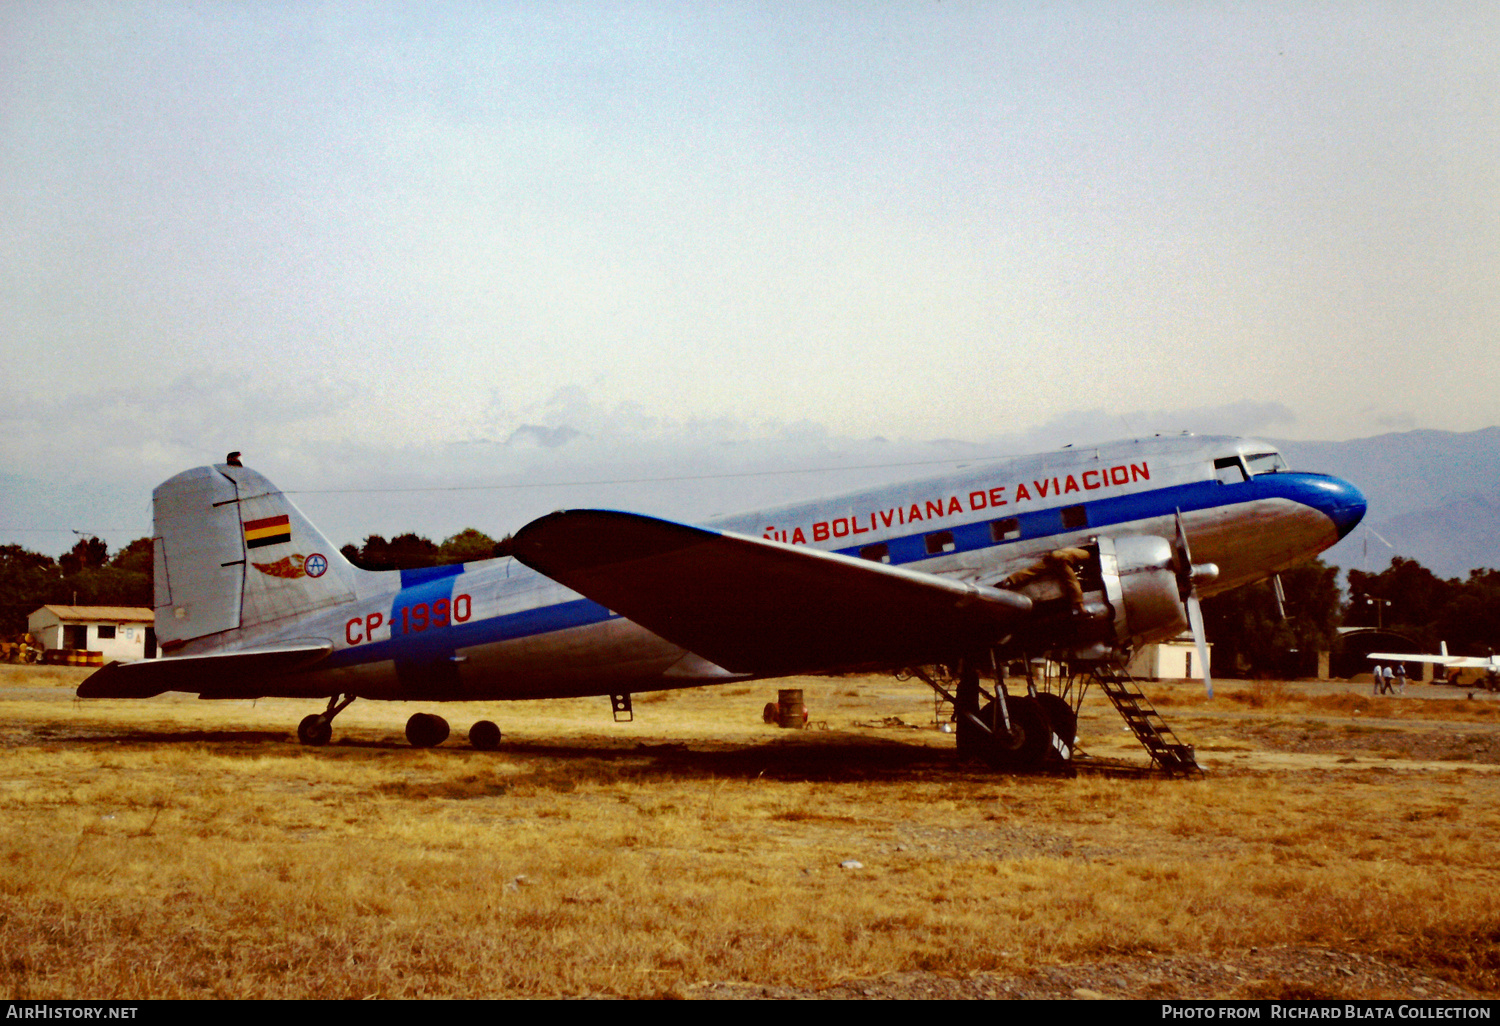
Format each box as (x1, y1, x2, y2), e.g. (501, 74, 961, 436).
(493, 735, 971, 783)
(44, 725, 1042, 782)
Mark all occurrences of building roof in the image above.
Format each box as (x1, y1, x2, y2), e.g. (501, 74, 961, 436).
(1145, 633, 1213, 647)
(32, 605, 154, 623)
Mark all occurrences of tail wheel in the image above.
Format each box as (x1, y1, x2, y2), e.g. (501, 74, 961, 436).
(979, 696, 1052, 771)
(406, 713, 450, 748)
(469, 720, 502, 750)
(297, 714, 332, 747)
(1034, 693, 1078, 752)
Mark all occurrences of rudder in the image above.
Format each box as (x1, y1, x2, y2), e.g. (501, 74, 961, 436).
(153, 462, 363, 650)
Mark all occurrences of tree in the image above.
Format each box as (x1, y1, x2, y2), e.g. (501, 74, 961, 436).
(1201, 559, 1342, 678)
(63, 565, 151, 608)
(1347, 557, 1452, 639)
(348, 534, 392, 570)
(110, 538, 154, 576)
(345, 533, 442, 571)
(439, 528, 498, 564)
(0, 545, 61, 636)
(346, 530, 503, 570)
(1431, 569, 1500, 657)
(1, 538, 156, 638)
(59, 536, 109, 576)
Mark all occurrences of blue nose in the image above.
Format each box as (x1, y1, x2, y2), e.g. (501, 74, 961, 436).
(1297, 474, 1367, 539)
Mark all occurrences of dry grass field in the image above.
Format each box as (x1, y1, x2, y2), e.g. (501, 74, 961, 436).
(3, 663, 1500, 1000)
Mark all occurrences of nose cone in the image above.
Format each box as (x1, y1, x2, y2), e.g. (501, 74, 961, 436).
(1299, 475, 1367, 539)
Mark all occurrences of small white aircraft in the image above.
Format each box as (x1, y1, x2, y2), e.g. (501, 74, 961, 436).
(1369, 643, 1500, 689)
(79, 434, 1366, 769)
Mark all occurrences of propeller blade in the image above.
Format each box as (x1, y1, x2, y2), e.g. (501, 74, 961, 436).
(1173, 508, 1195, 600)
(1186, 591, 1214, 698)
(1176, 509, 1214, 697)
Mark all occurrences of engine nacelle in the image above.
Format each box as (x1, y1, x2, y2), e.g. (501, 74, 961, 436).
(1098, 535, 1189, 649)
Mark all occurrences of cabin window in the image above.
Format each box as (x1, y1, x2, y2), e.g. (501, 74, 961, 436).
(860, 543, 891, 564)
(925, 531, 956, 555)
(96, 625, 117, 640)
(1061, 505, 1088, 530)
(990, 517, 1020, 542)
(1214, 456, 1248, 484)
(1245, 451, 1289, 476)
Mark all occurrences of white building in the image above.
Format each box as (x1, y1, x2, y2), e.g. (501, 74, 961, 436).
(27, 606, 156, 661)
(1126, 634, 1211, 681)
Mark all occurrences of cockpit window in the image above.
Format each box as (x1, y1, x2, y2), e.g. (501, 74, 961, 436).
(1214, 456, 1248, 484)
(1245, 452, 1288, 476)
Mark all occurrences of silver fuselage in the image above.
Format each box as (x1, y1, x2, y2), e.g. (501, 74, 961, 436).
(174, 434, 1362, 701)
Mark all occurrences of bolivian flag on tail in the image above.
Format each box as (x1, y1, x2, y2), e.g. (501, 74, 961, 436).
(244, 513, 292, 550)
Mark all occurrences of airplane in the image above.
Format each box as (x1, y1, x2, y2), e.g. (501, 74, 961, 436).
(78, 434, 1366, 770)
(1368, 643, 1500, 690)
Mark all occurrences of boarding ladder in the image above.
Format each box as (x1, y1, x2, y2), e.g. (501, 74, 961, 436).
(1091, 665, 1202, 776)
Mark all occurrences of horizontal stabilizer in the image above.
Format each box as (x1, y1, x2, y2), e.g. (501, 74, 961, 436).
(512, 510, 1032, 676)
(77, 641, 334, 699)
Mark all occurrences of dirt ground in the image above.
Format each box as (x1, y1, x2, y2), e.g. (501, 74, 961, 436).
(5, 666, 1500, 1000)
(693, 945, 1473, 1000)
(692, 680, 1500, 999)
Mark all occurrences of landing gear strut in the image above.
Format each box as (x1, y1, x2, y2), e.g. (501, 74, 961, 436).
(297, 694, 356, 746)
(919, 660, 1067, 772)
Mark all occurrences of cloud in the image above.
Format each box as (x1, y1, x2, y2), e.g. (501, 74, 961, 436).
(0, 380, 1321, 560)
(504, 424, 584, 448)
(949, 401, 1298, 458)
(0, 371, 362, 477)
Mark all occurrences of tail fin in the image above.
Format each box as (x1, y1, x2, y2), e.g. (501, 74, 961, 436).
(153, 462, 364, 650)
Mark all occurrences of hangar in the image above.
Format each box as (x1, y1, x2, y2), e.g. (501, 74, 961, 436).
(1333, 626, 1429, 681)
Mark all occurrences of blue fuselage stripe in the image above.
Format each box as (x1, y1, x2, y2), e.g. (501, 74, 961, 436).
(830, 475, 1329, 565)
(325, 473, 1336, 671)
(323, 598, 614, 670)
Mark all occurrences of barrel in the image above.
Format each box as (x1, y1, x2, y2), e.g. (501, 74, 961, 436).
(44, 649, 103, 666)
(776, 689, 805, 729)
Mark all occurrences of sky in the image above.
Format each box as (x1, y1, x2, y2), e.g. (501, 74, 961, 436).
(2, 2, 1497, 556)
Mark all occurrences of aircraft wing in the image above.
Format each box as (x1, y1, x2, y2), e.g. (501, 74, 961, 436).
(77, 641, 334, 699)
(1368, 651, 1460, 666)
(511, 509, 1034, 676)
(1369, 652, 1497, 669)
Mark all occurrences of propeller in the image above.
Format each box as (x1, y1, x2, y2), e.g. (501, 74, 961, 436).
(1174, 509, 1219, 698)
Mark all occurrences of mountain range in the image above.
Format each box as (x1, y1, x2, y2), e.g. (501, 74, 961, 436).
(1277, 427, 1500, 579)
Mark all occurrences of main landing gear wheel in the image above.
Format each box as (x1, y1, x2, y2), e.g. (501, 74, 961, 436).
(978, 696, 1052, 771)
(468, 720, 501, 750)
(297, 714, 332, 747)
(1034, 693, 1078, 752)
(405, 712, 450, 748)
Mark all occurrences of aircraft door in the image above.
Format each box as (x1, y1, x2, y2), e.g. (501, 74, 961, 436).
(390, 575, 467, 699)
